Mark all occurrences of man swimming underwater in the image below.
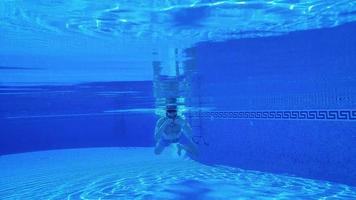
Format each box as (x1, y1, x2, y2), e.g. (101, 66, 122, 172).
(154, 105, 197, 156)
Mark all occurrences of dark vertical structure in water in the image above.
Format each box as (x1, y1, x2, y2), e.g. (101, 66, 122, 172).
(189, 22, 356, 186)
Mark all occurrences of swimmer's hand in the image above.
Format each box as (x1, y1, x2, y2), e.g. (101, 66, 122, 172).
(155, 118, 174, 141)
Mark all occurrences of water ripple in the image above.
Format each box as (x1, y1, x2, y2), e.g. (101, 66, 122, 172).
(1, 0, 355, 43)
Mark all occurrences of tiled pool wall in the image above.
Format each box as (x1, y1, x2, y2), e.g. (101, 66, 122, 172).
(188, 22, 356, 186)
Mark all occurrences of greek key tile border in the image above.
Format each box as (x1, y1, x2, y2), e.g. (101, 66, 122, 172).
(188, 110, 356, 121)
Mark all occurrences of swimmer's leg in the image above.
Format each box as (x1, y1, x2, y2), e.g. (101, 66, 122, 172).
(176, 143, 183, 156)
(154, 139, 167, 155)
(177, 141, 198, 157)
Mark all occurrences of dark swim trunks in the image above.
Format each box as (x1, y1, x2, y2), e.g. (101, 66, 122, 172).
(158, 137, 181, 147)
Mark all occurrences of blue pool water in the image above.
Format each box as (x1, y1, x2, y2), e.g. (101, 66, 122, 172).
(1, 0, 356, 199)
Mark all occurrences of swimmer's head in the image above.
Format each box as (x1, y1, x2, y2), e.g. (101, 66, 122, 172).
(166, 105, 177, 119)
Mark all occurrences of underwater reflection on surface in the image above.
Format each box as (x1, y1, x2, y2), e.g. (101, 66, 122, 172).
(0, 147, 355, 200)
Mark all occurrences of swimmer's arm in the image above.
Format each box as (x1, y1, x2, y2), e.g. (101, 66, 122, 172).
(154, 117, 170, 141)
(181, 119, 195, 144)
(181, 119, 198, 154)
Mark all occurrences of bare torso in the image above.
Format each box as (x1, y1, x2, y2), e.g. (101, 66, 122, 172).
(162, 118, 183, 140)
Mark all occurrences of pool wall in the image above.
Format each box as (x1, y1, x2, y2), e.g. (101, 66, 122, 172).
(190, 22, 356, 186)
(1, 22, 355, 187)
(0, 81, 155, 155)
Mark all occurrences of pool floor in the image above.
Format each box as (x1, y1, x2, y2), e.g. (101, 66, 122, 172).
(0, 147, 355, 199)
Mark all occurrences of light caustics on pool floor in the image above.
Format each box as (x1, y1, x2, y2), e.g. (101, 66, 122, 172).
(0, 148, 355, 200)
